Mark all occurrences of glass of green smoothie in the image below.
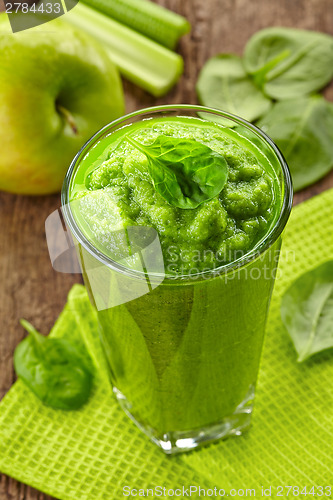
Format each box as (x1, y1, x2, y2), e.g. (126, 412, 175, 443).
(61, 105, 292, 454)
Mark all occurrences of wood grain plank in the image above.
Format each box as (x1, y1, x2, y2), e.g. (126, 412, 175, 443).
(0, 0, 332, 498)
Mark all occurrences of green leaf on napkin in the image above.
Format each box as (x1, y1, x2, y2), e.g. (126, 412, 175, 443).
(281, 260, 333, 362)
(14, 319, 94, 410)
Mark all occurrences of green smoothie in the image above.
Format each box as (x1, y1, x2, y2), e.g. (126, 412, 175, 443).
(66, 111, 289, 452)
(70, 117, 280, 273)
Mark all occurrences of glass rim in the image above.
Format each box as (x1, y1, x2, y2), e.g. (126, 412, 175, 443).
(61, 104, 293, 281)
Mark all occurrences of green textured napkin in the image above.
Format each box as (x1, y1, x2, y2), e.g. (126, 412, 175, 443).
(0, 189, 332, 499)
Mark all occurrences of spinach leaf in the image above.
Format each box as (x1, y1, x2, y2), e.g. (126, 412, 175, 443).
(126, 135, 228, 209)
(14, 319, 93, 410)
(244, 27, 333, 99)
(281, 261, 333, 362)
(196, 54, 272, 122)
(257, 95, 333, 191)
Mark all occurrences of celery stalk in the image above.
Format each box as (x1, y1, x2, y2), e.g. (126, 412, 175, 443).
(81, 0, 190, 50)
(64, 3, 183, 97)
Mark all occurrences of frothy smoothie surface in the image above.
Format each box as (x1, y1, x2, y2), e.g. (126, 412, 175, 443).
(70, 117, 281, 274)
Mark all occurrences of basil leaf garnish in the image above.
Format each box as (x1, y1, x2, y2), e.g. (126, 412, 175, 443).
(281, 261, 333, 362)
(126, 134, 228, 209)
(14, 320, 93, 410)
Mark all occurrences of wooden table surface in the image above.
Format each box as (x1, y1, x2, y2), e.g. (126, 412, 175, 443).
(1, 1, 332, 498)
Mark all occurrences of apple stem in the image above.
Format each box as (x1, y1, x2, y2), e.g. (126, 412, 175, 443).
(57, 104, 78, 135)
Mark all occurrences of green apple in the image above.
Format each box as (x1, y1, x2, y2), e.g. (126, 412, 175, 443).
(0, 14, 125, 195)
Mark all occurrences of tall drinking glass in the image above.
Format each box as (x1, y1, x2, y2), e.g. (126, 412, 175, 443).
(61, 106, 292, 453)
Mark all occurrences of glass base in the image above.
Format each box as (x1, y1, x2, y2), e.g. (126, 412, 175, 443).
(113, 385, 254, 454)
